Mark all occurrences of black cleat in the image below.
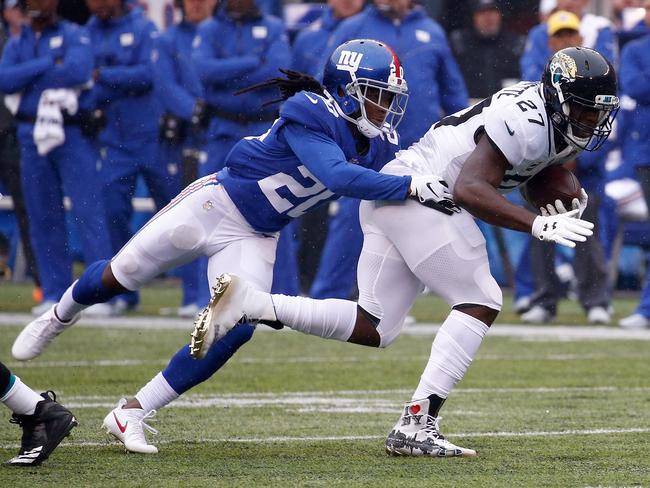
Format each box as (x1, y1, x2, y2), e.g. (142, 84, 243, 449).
(6, 390, 78, 466)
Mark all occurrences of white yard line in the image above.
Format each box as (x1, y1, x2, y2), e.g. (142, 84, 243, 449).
(45, 386, 650, 411)
(1, 427, 649, 450)
(5, 351, 648, 370)
(2, 313, 650, 341)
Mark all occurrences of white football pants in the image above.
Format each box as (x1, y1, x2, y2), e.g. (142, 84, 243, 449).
(357, 196, 502, 347)
(111, 175, 276, 295)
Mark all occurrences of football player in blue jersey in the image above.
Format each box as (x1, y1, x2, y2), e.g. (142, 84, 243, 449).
(12, 39, 457, 453)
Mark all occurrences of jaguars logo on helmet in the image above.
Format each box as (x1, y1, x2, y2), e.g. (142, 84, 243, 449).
(322, 39, 409, 139)
(542, 47, 619, 151)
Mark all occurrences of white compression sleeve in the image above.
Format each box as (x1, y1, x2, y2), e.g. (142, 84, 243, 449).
(271, 295, 358, 342)
(412, 310, 489, 400)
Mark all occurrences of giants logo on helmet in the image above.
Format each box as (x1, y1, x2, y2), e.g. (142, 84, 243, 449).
(336, 50, 364, 73)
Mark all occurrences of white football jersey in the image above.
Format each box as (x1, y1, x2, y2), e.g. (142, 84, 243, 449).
(390, 81, 580, 194)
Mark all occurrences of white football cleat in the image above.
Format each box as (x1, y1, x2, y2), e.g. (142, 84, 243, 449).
(587, 306, 611, 325)
(520, 305, 555, 324)
(385, 398, 476, 458)
(619, 313, 650, 329)
(103, 399, 158, 454)
(12, 305, 79, 361)
(190, 274, 248, 359)
(513, 296, 531, 314)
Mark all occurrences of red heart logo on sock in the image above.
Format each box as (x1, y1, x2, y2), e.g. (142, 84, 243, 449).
(409, 404, 421, 415)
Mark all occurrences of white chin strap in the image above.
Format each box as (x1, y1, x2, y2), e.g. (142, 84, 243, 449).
(326, 90, 384, 139)
(356, 118, 382, 138)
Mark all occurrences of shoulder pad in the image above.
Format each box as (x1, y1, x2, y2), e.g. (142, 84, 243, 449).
(280, 92, 340, 134)
(484, 99, 549, 167)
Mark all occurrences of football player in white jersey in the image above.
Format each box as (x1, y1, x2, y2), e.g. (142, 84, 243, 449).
(196, 47, 619, 457)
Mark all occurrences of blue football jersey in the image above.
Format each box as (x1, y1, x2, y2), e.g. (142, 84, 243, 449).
(218, 91, 408, 233)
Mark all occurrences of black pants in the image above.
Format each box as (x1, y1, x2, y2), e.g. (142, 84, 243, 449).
(0, 129, 39, 286)
(529, 191, 610, 314)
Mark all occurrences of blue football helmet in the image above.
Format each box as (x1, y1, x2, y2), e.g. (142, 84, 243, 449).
(322, 39, 408, 138)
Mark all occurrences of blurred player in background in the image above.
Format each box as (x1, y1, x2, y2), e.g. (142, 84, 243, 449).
(154, 0, 218, 317)
(0, 0, 113, 315)
(85, 0, 181, 315)
(519, 11, 614, 324)
(191, 0, 299, 304)
(12, 40, 456, 453)
(521, 0, 616, 81)
(618, 0, 650, 328)
(201, 47, 619, 458)
(290, 0, 364, 295)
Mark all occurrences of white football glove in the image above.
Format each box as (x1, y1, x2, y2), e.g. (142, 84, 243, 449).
(409, 175, 460, 215)
(531, 209, 594, 248)
(540, 189, 588, 218)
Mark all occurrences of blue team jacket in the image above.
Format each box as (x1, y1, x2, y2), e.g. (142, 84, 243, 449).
(192, 8, 291, 138)
(324, 5, 468, 147)
(220, 91, 410, 233)
(520, 21, 616, 82)
(154, 19, 203, 122)
(291, 7, 342, 77)
(0, 21, 93, 125)
(86, 9, 160, 146)
(620, 34, 650, 168)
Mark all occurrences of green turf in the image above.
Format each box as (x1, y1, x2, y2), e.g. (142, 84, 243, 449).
(0, 323, 649, 485)
(0, 282, 648, 485)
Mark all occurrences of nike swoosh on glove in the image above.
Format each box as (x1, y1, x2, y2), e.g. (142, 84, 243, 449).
(409, 175, 461, 215)
(531, 209, 594, 248)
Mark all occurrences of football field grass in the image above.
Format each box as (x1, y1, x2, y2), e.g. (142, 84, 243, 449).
(0, 283, 649, 486)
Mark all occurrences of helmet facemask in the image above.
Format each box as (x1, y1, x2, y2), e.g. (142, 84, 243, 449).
(554, 88, 619, 151)
(345, 74, 409, 138)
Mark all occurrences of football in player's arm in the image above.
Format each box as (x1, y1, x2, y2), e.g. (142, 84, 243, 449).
(198, 47, 619, 458)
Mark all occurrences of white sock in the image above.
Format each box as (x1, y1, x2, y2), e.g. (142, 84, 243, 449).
(271, 294, 357, 342)
(1, 376, 43, 416)
(56, 280, 86, 322)
(135, 372, 180, 412)
(412, 310, 489, 400)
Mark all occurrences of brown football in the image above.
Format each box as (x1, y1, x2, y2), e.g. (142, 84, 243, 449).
(521, 165, 582, 211)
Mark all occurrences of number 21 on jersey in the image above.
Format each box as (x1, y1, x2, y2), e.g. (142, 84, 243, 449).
(258, 165, 334, 218)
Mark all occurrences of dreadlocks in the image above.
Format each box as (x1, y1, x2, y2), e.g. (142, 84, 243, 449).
(234, 69, 326, 108)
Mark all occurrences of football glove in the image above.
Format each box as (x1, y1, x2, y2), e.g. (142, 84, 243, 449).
(409, 175, 461, 215)
(531, 209, 594, 248)
(540, 188, 588, 218)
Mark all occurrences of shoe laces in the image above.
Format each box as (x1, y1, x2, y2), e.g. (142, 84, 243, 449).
(139, 409, 159, 436)
(421, 415, 445, 440)
(9, 414, 26, 427)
